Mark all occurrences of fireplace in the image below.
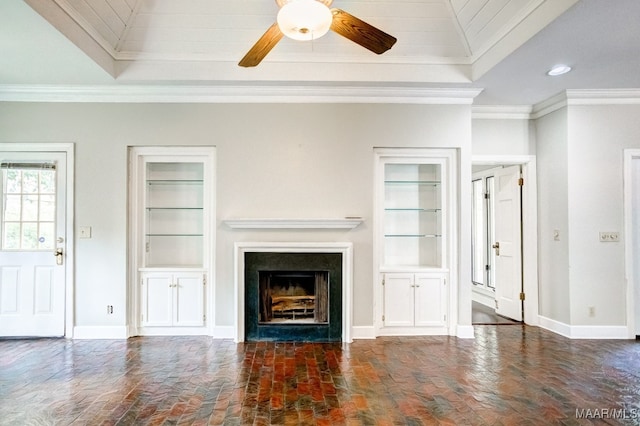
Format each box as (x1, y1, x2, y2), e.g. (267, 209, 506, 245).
(259, 271, 329, 324)
(243, 251, 343, 341)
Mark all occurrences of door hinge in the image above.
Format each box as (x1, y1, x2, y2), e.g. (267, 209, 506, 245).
(382, 276, 385, 286)
(518, 177, 524, 186)
(203, 314, 206, 321)
(484, 192, 490, 199)
(444, 314, 447, 322)
(495, 300, 499, 309)
(382, 315, 385, 322)
(485, 264, 490, 271)
(203, 276, 206, 286)
(520, 292, 526, 301)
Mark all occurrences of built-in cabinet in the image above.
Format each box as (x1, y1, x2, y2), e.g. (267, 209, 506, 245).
(140, 271, 205, 327)
(383, 273, 446, 328)
(375, 149, 456, 336)
(129, 146, 215, 335)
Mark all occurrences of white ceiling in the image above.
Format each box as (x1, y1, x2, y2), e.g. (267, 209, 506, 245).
(1, 0, 640, 105)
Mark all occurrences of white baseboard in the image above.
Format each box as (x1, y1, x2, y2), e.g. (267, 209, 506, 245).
(352, 326, 376, 339)
(211, 326, 235, 339)
(456, 325, 475, 339)
(538, 316, 630, 339)
(73, 326, 128, 339)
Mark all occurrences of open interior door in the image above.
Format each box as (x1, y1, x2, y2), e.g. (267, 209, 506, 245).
(493, 165, 523, 321)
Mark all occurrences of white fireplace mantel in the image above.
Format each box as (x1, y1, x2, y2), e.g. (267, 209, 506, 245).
(224, 218, 363, 230)
(234, 242, 353, 343)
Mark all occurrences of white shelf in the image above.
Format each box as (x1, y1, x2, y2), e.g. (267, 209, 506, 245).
(224, 218, 363, 230)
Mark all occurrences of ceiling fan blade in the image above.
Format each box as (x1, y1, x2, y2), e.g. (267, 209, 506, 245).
(239, 23, 284, 67)
(330, 8, 396, 55)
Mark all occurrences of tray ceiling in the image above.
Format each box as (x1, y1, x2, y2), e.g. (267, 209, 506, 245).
(25, 0, 578, 83)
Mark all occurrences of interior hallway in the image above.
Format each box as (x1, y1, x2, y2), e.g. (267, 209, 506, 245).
(1, 326, 639, 425)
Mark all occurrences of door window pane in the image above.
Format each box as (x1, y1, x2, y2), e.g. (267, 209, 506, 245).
(1, 167, 56, 250)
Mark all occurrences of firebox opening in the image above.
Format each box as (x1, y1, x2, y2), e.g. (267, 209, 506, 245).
(259, 271, 329, 324)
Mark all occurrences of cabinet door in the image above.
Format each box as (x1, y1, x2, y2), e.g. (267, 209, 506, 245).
(174, 273, 205, 326)
(414, 274, 446, 327)
(383, 273, 415, 327)
(141, 273, 173, 326)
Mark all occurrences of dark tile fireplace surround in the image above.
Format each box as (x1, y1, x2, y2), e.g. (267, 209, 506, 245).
(244, 252, 343, 342)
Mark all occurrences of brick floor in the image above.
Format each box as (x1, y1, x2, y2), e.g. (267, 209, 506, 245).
(1, 326, 639, 425)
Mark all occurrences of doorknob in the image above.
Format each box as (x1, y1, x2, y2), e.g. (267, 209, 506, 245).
(492, 242, 500, 256)
(54, 248, 63, 265)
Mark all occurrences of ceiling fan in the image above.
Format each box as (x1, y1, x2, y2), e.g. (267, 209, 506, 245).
(239, 0, 397, 67)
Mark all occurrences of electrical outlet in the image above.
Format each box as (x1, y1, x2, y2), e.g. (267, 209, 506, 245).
(553, 230, 560, 241)
(107, 305, 114, 314)
(599, 232, 619, 242)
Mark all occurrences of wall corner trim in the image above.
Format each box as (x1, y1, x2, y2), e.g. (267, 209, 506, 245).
(456, 325, 475, 339)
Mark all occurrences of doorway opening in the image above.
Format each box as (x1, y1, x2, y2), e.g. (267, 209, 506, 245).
(471, 156, 538, 326)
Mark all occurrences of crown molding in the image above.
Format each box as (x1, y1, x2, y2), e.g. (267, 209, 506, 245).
(565, 89, 640, 104)
(0, 84, 483, 104)
(531, 89, 640, 119)
(471, 105, 533, 119)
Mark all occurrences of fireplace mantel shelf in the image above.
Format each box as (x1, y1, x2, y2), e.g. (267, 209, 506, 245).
(224, 218, 363, 230)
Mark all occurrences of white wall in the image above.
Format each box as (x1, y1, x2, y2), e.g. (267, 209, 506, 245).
(567, 104, 640, 326)
(632, 158, 640, 335)
(535, 108, 571, 324)
(472, 118, 535, 156)
(0, 102, 472, 333)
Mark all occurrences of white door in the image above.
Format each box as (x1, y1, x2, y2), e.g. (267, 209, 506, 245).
(141, 272, 173, 326)
(414, 274, 446, 327)
(0, 152, 67, 336)
(174, 273, 204, 326)
(383, 273, 415, 326)
(493, 165, 523, 321)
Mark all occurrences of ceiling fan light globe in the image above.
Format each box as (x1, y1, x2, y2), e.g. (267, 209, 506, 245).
(277, 0, 333, 41)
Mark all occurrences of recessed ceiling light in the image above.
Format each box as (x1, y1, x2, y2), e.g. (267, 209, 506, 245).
(547, 65, 572, 76)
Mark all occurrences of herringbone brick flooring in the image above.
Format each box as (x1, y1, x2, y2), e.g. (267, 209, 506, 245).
(1, 326, 639, 425)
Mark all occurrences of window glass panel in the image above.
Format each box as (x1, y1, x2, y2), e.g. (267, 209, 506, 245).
(22, 195, 39, 221)
(40, 195, 55, 221)
(21, 223, 38, 249)
(3, 223, 20, 249)
(22, 171, 39, 193)
(40, 171, 55, 193)
(471, 179, 485, 285)
(5, 170, 21, 193)
(2, 167, 56, 251)
(486, 176, 496, 289)
(4, 195, 21, 221)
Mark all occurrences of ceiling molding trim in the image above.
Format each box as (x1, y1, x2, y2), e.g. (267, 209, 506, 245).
(471, 105, 533, 120)
(52, 0, 118, 59)
(531, 92, 568, 119)
(0, 85, 483, 104)
(566, 89, 640, 105)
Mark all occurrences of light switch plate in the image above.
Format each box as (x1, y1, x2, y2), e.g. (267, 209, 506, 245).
(79, 226, 92, 239)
